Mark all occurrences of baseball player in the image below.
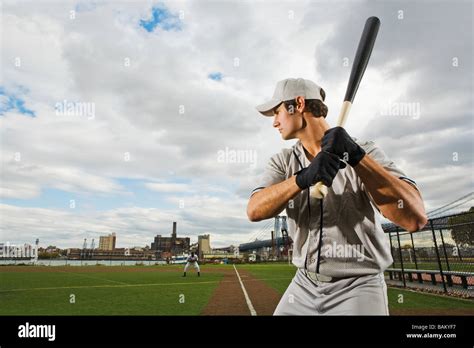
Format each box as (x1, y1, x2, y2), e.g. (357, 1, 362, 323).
(182, 252, 200, 277)
(247, 78, 427, 315)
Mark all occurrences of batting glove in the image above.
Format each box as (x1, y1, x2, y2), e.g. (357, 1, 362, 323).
(322, 127, 366, 167)
(295, 151, 346, 190)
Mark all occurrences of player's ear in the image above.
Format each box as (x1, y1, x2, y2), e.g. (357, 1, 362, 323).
(295, 96, 305, 113)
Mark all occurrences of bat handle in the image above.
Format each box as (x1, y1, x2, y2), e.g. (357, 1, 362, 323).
(310, 101, 352, 199)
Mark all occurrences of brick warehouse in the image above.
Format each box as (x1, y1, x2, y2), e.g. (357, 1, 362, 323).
(151, 222, 190, 258)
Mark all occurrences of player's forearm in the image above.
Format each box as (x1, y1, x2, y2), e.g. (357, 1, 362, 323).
(247, 176, 301, 222)
(354, 155, 427, 232)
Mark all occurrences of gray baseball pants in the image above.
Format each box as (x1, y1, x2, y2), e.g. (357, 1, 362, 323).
(274, 269, 389, 315)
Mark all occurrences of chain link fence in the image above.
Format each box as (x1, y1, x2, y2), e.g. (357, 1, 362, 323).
(384, 209, 473, 298)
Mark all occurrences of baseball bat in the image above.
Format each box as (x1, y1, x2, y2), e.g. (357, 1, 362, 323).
(310, 16, 380, 199)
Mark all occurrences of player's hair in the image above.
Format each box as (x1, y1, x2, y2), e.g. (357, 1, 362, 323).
(283, 88, 328, 118)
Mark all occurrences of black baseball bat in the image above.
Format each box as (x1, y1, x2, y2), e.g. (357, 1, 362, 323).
(311, 16, 381, 199)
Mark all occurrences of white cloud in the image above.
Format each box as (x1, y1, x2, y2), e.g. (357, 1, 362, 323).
(0, 0, 472, 249)
(1, 154, 127, 198)
(145, 182, 190, 193)
(0, 182, 40, 200)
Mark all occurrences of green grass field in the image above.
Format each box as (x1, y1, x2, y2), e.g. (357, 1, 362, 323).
(1, 263, 472, 315)
(0, 265, 222, 315)
(390, 261, 473, 272)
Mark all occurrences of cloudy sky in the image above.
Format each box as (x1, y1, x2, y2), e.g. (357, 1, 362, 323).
(0, 0, 472, 249)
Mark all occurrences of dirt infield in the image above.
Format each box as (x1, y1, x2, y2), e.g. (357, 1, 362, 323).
(238, 270, 282, 315)
(201, 269, 250, 315)
(202, 268, 281, 315)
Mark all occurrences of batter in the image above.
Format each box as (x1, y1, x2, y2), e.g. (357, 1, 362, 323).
(247, 78, 427, 315)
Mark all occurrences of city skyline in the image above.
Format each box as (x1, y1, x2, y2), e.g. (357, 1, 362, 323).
(1, 222, 208, 250)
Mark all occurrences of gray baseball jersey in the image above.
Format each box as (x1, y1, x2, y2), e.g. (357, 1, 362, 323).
(251, 139, 418, 278)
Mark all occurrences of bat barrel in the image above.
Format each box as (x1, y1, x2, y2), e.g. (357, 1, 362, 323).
(344, 16, 380, 103)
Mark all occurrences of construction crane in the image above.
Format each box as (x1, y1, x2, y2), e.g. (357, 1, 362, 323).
(273, 216, 289, 260)
(90, 238, 95, 259)
(81, 238, 87, 259)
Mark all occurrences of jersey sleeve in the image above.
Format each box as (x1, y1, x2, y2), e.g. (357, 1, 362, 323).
(250, 152, 287, 197)
(357, 140, 419, 208)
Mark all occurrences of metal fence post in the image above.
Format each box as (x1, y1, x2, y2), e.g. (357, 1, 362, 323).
(430, 220, 447, 293)
(439, 229, 451, 272)
(396, 227, 406, 288)
(410, 232, 418, 269)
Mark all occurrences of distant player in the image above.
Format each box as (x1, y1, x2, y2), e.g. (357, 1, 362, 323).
(183, 252, 200, 277)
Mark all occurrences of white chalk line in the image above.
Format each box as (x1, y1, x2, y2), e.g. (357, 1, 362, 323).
(233, 264, 257, 316)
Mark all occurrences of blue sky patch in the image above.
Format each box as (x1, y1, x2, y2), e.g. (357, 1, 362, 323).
(140, 5, 182, 32)
(74, 1, 99, 12)
(208, 72, 223, 81)
(0, 183, 168, 213)
(0, 88, 35, 117)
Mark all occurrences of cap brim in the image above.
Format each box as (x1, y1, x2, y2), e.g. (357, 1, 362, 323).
(255, 99, 281, 116)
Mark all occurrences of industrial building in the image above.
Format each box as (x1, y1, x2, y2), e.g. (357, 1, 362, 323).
(67, 247, 155, 260)
(151, 222, 190, 258)
(197, 234, 211, 258)
(99, 233, 116, 250)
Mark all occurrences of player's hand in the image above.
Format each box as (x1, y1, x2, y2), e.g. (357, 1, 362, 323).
(322, 127, 366, 167)
(295, 151, 346, 189)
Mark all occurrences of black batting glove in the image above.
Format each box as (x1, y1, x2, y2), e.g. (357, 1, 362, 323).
(295, 151, 346, 190)
(322, 127, 366, 167)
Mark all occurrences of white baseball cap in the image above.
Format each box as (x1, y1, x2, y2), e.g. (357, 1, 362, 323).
(256, 78, 324, 116)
